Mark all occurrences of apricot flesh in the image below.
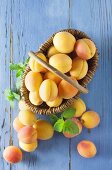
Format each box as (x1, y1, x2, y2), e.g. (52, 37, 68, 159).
(77, 140, 97, 158)
(29, 91, 43, 106)
(29, 53, 47, 73)
(33, 120, 54, 140)
(19, 141, 38, 152)
(46, 96, 63, 107)
(81, 111, 100, 128)
(44, 71, 61, 85)
(13, 117, 25, 132)
(63, 118, 82, 138)
(71, 98, 86, 117)
(70, 57, 88, 80)
(18, 110, 37, 126)
(18, 99, 30, 111)
(39, 79, 58, 102)
(18, 126, 38, 144)
(49, 54, 72, 73)
(3, 146, 22, 164)
(47, 45, 60, 58)
(25, 71, 42, 91)
(53, 31, 76, 53)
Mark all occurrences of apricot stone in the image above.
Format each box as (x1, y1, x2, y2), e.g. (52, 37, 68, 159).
(71, 98, 86, 117)
(46, 96, 63, 107)
(19, 141, 38, 152)
(33, 120, 54, 140)
(19, 99, 29, 111)
(75, 38, 96, 60)
(39, 79, 58, 102)
(49, 54, 72, 73)
(3, 146, 22, 164)
(29, 53, 47, 73)
(13, 117, 25, 132)
(77, 140, 97, 158)
(44, 71, 61, 85)
(25, 71, 42, 92)
(58, 78, 78, 99)
(18, 126, 38, 144)
(81, 111, 100, 128)
(53, 31, 76, 53)
(70, 57, 88, 80)
(63, 118, 82, 138)
(18, 110, 37, 126)
(29, 91, 43, 106)
(47, 45, 60, 58)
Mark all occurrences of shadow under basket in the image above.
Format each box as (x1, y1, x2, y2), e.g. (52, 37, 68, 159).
(20, 29, 99, 115)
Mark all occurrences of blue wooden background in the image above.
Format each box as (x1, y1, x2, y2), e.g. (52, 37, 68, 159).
(0, 0, 112, 169)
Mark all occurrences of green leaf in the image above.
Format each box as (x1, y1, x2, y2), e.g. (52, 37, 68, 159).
(63, 119, 79, 135)
(62, 107, 76, 119)
(24, 57, 30, 66)
(16, 69, 23, 78)
(13, 92, 20, 100)
(54, 119, 65, 132)
(10, 63, 22, 70)
(50, 115, 59, 125)
(16, 77, 22, 90)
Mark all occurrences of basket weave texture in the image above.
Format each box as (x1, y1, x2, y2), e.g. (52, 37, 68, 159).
(20, 29, 99, 115)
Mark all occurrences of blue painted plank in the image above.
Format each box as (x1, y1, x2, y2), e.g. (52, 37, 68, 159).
(70, 0, 112, 170)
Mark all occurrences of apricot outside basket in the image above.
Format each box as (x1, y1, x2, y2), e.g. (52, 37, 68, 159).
(20, 29, 99, 115)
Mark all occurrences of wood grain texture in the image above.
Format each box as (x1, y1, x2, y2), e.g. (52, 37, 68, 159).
(0, 0, 112, 170)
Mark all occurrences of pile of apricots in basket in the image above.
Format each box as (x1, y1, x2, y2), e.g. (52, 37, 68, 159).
(3, 31, 100, 164)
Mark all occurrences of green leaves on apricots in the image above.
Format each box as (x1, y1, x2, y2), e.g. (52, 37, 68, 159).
(61, 107, 76, 119)
(63, 119, 79, 135)
(54, 119, 65, 132)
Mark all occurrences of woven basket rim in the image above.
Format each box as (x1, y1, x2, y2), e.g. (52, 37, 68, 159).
(20, 29, 99, 115)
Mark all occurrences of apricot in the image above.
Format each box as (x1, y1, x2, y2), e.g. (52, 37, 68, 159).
(29, 91, 43, 106)
(18, 126, 37, 144)
(46, 96, 63, 107)
(33, 120, 54, 140)
(18, 110, 37, 126)
(47, 45, 60, 58)
(75, 38, 96, 60)
(19, 99, 29, 111)
(71, 98, 86, 117)
(63, 118, 82, 138)
(3, 146, 22, 163)
(58, 78, 78, 99)
(39, 79, 58, 102)
(44, 71, 61, 85)
(49, 54, 72, 73)
(53, 31, 76, 53)
(81, 111, 100, 128)
(77, 140, 97, 158)
(25, 71, 42, 91)
(70, 57, 88, 80)
(13, 117, 25, 132)
(19, 141, 38, 152)
(29, 53, 47, 73)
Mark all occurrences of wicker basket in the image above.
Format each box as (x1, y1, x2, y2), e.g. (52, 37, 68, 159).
(20, 29, 99, 115)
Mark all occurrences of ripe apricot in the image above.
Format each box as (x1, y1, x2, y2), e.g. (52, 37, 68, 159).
(18, 110, 37, 126)
(49, 54, 72, 73)
(18, 126, 38, 144)
(70, 57, 88, 80)
(81, 111, 100, 128)
(25, 71, 42, 91)
(77, 140, 97, 158)
(39, 79, 58, 102)
(13, 117, 25, 132)
(46, 96, 63, 107)
(63, 118, 82, 138)
(47, 45, 60, 58)
(18, 99, 29, 111)
(29, 53, 47, 73)
(53, 31, 76, 53)
(75, 38, 96, 60)
(33, 120, 54, 140)
(19, 141, 38, 152)
(58, 78, 78, 99)
(44, 71, 61, 85)
(71, 98, 86, 117)
(3, 146, 22, 164)
(29, 91, 43, 106)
